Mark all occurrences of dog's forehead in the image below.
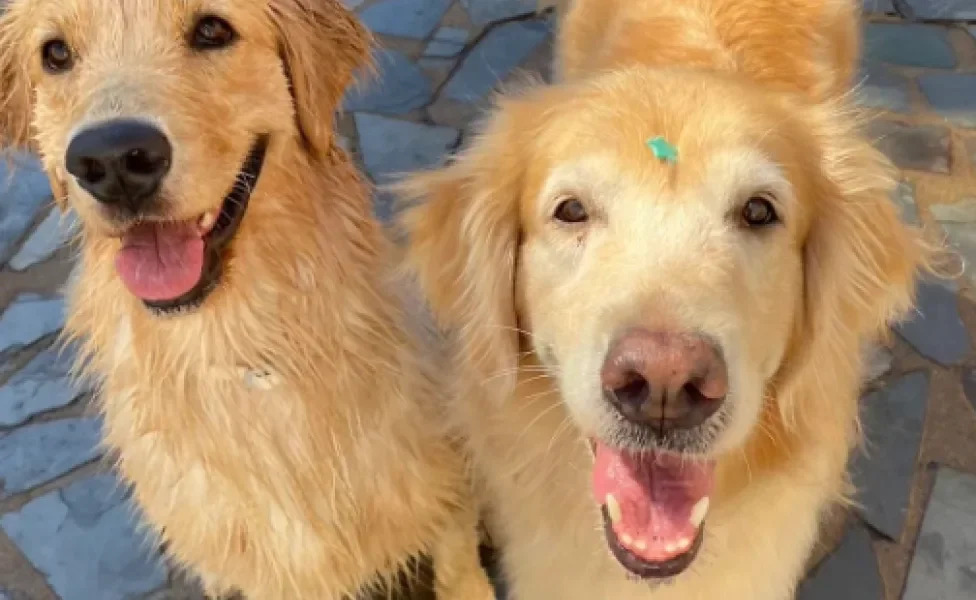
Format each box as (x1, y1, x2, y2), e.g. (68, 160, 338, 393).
(22, 0, 266, 38)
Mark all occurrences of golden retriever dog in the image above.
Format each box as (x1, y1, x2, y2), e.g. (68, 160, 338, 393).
(0, 1, 495, 599)
(397, 0, 934, 598)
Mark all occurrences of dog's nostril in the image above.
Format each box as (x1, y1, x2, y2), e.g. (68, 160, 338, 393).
(123, 149, 165, 176)
(613, 375, 650, 406)
(683, 382, 706, 403)
(81, 158, 106, 184)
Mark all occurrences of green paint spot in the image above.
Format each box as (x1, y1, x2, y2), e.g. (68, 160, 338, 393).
(647, 136, 678, 163)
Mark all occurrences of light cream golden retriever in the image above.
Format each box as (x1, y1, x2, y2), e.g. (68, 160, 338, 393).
(397, 0, 934, 598)
(0, 1, 494, 599)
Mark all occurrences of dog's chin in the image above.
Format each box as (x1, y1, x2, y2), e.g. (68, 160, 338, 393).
(114, 135, 270, 316)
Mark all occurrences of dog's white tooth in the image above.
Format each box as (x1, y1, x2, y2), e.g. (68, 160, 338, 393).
(620, 533, 634, 547)
(677, 537, 692, 550)
(665, 543, 678, 554)
(605, 494, 622, 525)
(633, 539, 647, 551)
(198, 211, 217, 233)
(689, 496, 710, 528)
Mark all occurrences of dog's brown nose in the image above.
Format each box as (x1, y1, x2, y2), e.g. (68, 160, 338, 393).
(601, 329, 728, 432)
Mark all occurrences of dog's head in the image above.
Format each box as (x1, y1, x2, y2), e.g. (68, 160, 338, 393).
(399, 69, 929, 580)
(0, 0, 368, 314)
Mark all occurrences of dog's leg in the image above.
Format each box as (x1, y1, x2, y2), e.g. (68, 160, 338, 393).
(430, 507, 497, 600)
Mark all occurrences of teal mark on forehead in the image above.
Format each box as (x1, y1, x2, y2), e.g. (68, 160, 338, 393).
(646, 136, 678, 163)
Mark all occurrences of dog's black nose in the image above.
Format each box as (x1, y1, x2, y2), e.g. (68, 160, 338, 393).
(601, 328, 728, 434)
(65, 120, 172, 210)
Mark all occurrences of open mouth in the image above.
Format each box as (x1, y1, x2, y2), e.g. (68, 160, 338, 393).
(591, 440, 714, 579)
(113, 135, 269, 312)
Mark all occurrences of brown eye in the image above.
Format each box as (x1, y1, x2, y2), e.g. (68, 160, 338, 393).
(191, 15, 237, 50)
(41, 39, 73, 74)
(741, 195, 779, 227)
(553, 197, 588, 223)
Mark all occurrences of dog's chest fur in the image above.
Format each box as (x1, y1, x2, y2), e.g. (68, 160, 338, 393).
(91, 316, 461, 599)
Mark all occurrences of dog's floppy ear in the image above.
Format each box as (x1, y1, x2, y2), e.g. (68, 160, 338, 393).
(269, 0, 370, 159)
(0, 6, 34, 150)
(396, 98, 539, 394)
(775, 103, 936, 432)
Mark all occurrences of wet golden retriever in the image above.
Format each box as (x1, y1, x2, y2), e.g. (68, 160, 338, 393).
(397, 0, 934, 598)
(0, 1, 493, 599)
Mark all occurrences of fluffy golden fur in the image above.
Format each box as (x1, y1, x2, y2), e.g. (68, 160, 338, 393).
(397, 0, 934, 598)
(0, 1, 493, 598)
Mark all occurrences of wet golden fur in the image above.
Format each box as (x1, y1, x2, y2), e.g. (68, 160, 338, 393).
(398, 0, 934, 598)
(0, 1, 493, 598)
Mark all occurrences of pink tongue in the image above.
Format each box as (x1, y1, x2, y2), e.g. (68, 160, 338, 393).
(115, 222, 205, 301)
(592, 442, 714, 562)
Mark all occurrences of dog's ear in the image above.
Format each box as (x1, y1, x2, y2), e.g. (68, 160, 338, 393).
(0, 6, 34, 150)
(396, 98, 539, 394)
(775, 103, 936, 432)
(268, 0, 370, 159)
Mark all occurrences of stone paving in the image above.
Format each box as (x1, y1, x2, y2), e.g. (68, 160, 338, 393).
(1, 0, 975, 598)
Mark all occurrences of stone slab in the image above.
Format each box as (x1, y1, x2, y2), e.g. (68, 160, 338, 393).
(1, 474, 168, 600)
(867, 121, 950, 174)
(918, 74, 976, 128)
(8, 209, 76, 271)
(424, 27, 470, 58)
(344, 50, 433, 115)
(902, 0, 976, 19)
(902, 467, 976, 599)
(931, 198, 976, 287)
(442, 18, 552, 102)
(895, 279, 971, 366)
(964, 370, 976, 415)
(863, 23, 957, 69)
(931, 198, 976, 224)
(796, 523, 884, 600)
(862, 343, 894, 385)
(965, 138, 976, 170)
(0, 294, 65, 356)
(360, 0, 453, 40)
(857, 63, 911, 113)
(862, 0, 895, 12)
(851, 372, 929, 540)
(461, 0, 537, 26)
(355, 113, 459, 182)
(0, 417, 102, 497)
(891, 181, 920, 226)
(0, 153, 53, 264)
(0, 344, 79, 427)
(355, 115, 459, 223)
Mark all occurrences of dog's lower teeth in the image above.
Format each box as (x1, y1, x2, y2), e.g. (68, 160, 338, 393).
(689, 496, 710, 528)
(606, 494, 622, 524)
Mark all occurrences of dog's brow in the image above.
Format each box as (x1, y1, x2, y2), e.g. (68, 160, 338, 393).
(706, 148, 793, 203)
